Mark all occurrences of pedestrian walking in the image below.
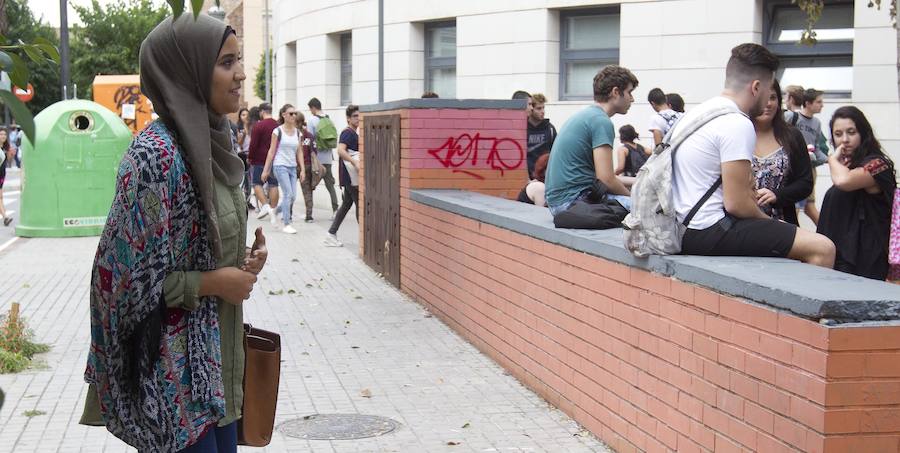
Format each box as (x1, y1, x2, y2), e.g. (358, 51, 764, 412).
(307, 98, 340, 217)
(261, 104, 303, 234)
(249, 103, 280, 219)
(0, 128, 12, 225)
(236, 107, 252, 209)
(297, 112, 317, 222)
(80, 15, 268, 453)
(324, 105, 361, 247)
(818, 106, 897, 280)
(751, 78, 813, 226)
(6, 121, 20, 169)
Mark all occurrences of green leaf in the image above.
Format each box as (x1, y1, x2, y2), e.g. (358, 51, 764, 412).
(191, 0, 204, 18)
(0, 90, 35, 145)
(21, 46, 43, 64)
(7, 52, 28, 90)
(168, 0, 184, 18)
(32, 39, 60, 65)
(0, 51, 12, 72)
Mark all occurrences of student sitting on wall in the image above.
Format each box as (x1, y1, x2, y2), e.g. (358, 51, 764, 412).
(517, 153, 550, 207)
(544, 65, 638, 230)
(614, 124, 651, 187)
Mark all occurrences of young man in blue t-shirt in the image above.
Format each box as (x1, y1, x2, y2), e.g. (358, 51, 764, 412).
(324, 105, 361, 247)
(544, 65, 639, 221)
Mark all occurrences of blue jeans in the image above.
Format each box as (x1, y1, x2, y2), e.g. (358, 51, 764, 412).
(273, 165, 297, 225)
(548, 190, 631, 216)
(177, 422, 237, 453)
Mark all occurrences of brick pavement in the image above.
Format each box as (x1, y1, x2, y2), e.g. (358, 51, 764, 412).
(0, 185, 611, 453)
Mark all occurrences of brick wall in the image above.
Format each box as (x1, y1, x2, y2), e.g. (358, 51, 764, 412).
(359, 106, 528, 256)
(399, 200, 900, 453)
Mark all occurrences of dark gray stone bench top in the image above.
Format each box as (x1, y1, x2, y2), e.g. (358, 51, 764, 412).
(361, 98, 527, 112)
(410, 189, 900, 322)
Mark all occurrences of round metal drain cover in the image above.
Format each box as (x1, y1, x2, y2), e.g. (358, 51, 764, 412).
(280, 414, 400, 440)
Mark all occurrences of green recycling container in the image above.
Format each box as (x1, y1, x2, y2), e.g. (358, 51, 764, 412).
(16, 100, 131, 237)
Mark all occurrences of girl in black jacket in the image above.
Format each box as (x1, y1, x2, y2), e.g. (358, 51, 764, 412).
(752, 79, 813, 226)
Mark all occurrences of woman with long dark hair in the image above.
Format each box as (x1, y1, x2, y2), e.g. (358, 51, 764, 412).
(818, 106, 897, 280)
(0, 129, 11, 225)
(81, 14, 268, 452)
(261, 103, 302, 234)
(751, 78, 813, 225)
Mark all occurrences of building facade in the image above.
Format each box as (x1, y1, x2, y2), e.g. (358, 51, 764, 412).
(271, 0, 899, 161)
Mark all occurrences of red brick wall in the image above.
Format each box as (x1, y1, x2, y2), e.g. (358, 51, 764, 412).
(359, 107, 528, 257)
(400, 200, 900, 453)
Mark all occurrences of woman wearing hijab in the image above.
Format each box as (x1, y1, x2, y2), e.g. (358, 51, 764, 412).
(80, 14, 268, 453)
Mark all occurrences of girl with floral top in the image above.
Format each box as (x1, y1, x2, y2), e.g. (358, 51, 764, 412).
(751, 79, 813, 226)
(818, 106, 897, 280)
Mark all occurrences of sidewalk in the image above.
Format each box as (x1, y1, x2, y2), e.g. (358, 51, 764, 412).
(0, 186, 611, 453)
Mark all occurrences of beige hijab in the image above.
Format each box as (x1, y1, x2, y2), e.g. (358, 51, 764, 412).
(139, 14, 245, 259)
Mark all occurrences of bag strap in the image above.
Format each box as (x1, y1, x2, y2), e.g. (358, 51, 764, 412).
(682, 176, 722, 227)
(662, 106, 745, 156)
(790, 111, 799, 126)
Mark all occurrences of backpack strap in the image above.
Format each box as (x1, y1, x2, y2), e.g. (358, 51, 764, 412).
(789, 111, 799, 126)
(682, 176, 722, 227)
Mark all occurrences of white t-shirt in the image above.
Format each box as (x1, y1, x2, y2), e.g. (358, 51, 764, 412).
(273, 126, 299, 168)
(671, 97, 754, 230)
(648, 109, 680, 137)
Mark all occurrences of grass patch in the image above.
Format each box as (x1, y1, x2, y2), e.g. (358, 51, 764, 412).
(0, 311, 50, 374)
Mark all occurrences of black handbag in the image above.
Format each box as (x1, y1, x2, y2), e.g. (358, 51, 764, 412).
(553, 179, 629, 230)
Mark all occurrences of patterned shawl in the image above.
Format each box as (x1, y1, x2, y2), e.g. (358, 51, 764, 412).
(84, 121, 225, 451)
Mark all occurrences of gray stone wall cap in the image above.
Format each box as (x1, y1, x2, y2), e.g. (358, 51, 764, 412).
(360, 98, 527, 112)
(409, 189, 900, 323)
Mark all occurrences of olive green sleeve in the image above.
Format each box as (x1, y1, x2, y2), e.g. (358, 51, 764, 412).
(163, 271, 202, 310)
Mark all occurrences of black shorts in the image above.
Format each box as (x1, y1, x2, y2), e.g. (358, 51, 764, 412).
(681, 215, 797, 258)
(250, 164, 277, 187)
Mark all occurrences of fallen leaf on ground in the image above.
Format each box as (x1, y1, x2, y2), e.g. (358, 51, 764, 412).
(287, 289, 297, 294)
(291, 258, 299, 262)
(305, 283, 314, 288)
(360, 389, 372, 398)
(446, 441, 460, 446)
(268, 289, 284, 295)
(574, 429, 590, 437)
(461, 422, 470, 429)
(354, 295, 363, 300)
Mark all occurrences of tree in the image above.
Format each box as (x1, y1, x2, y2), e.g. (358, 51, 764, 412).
(5, 0, 61, 113)
(254, 50, 272, 101)
(797, 0, 899, 103)
(70, 0, 169, 100)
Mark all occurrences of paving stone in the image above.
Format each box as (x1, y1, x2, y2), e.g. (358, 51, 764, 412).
(0, 187, 611, 452)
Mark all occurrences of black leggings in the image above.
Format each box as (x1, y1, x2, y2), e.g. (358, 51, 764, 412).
(328, 185, 359, 235)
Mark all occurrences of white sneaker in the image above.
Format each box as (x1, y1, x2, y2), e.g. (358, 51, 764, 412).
(256, 204, 270, 219)
(270, 208, 279, 226)
(330, 209, 337, 220)
(323, 233, 343, 247)
(282, 224, 297, 234)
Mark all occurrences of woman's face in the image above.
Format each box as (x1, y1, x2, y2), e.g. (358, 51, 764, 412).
(832, 117, 861, 155)
(209, 34, 245, 116)
(239, 110, 249, 122)
(0, 130, 6, 144)
(755, 88, 779, 125)
(282, 107, 297, 124)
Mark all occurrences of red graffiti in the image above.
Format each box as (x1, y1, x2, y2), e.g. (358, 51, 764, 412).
(426, 133, 523, 180)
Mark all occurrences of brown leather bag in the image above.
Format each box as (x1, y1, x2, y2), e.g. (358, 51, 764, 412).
(238, 324, 281, 447)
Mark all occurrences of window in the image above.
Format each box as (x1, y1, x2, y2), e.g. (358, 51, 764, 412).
(425, 21, 456, 98)
(764, 1, 854, 96)
(341, 33, 352, 105)
(559, 8, 620, 100)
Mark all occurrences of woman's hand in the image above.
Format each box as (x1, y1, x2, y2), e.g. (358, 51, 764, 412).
(299, 170, 306, 183)
(242, 227, 268, 274)
(261, 168, 271, 182)
(204, 267, 257, 305)
(756, 188, 777, 206)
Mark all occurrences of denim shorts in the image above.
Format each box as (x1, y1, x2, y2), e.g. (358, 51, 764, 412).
(250, 165, 278, 186)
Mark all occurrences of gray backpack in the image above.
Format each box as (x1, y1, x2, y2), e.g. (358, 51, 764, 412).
(622, 105, 744, 257)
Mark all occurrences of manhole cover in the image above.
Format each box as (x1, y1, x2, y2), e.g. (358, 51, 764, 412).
(279, 414, 400, 440)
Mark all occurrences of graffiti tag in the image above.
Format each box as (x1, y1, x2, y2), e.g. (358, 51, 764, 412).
(426, 133, 523, 180)
(113, 85, 146, 131)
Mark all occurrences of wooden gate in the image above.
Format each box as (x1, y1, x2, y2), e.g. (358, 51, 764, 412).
(363, 114, 401, 287)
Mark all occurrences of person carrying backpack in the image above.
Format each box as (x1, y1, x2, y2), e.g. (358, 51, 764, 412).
(614, 124, 650, 180)
(647, 88, 681, 146)
(307, 98, 340, 218)
(623, 43, 834, 268)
